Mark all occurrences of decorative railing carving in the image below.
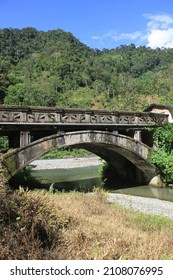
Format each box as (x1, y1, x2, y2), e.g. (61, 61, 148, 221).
(0, 105, 168, 126)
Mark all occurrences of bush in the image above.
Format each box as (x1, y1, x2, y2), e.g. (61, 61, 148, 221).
(150, 124, 173, 184)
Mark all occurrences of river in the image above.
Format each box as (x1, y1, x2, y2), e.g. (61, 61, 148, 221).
(31, 165, 101, 192)
(30, 158, 173, 203)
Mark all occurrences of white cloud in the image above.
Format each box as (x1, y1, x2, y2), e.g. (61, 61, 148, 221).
(144, 13, 173, 48)
(144, 14, 173, 30)
(147, 28, 173, 48)
(91, 35, 101, 40)
(92, 30, 144, 45)
(105, 31, 143, 41)
(92, 13, 173, 49)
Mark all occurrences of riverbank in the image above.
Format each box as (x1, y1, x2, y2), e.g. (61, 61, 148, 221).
(107, 193, 173, 220)
(30, 156, 104, 170)
(30, 157, 173, 220)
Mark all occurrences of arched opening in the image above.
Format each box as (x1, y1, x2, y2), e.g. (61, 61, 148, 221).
(1, 131, 156, 186)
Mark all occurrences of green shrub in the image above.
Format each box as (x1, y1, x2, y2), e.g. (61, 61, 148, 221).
(150, 124, 173, 184)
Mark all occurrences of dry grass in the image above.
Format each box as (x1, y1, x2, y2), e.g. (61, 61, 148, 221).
(50, 190, 173, 260)
(0, 188, 68, 259)
(1, 187, 173, 260)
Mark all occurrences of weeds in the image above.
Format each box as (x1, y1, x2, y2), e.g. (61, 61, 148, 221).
(92, 186, 108, 204)
(131, 211, 173, 232)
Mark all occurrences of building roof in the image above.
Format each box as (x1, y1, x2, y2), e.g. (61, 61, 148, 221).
(144, 104, 173, 116)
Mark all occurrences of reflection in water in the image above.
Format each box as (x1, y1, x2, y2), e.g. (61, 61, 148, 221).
(31, 166, 173, 202)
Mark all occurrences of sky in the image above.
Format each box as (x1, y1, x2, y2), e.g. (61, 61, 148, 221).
(1, 0, 173, 50)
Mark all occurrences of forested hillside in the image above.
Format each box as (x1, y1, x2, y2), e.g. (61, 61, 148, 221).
(1, 27, 173, 111)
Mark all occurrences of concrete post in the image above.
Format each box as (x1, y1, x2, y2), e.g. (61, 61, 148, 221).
(113, 130, 119, 135)
(20, 131, 31, 147)
(134, 130, 141, 141)
(85, 111, 91, 123)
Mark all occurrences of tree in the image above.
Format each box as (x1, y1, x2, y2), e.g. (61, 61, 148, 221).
(150, 124, 173, 184)
(0, 59, 11, 103)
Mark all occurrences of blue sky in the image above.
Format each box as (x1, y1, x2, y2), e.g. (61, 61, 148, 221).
(1, 0, 173, 49)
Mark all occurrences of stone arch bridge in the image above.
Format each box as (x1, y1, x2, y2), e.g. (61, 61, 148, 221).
(0, 105, 169, 185)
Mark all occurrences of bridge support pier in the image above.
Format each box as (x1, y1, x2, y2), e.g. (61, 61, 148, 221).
(8, 131, 31, 148)
(20, 131, 31, 148)
(134, 130, 141, 141)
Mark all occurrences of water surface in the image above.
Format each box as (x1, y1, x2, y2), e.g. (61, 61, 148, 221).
(31, 166, 173, 202)
(31, 166, 101, 192)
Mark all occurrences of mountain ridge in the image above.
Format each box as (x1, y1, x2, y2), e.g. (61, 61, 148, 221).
(1, 27, 173, 110)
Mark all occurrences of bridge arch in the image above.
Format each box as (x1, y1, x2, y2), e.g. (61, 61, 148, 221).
(1, 130, 156, 184)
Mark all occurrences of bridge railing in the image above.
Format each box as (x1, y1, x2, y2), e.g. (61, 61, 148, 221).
(0, 105, 168, 126)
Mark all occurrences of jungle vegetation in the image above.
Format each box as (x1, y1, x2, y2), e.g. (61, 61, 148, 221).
(1, 27, 173, 110)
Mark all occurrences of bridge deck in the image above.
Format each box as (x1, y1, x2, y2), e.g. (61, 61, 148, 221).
(0, 105, 168, 132)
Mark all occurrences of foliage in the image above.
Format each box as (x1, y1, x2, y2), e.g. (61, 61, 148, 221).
(0, 136, 9, 152)
(41, 147, 91, 159)
(1, 28, 173, 110)
(150, 124, 173, 184)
